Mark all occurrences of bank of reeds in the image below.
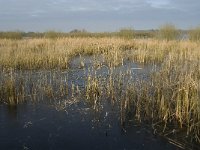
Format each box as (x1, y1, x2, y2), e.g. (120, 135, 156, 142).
(0, 37, 199, 145)
(1, 38, 199, 70)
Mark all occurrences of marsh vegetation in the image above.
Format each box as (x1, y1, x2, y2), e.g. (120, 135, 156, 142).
(0, 27, 200, 149)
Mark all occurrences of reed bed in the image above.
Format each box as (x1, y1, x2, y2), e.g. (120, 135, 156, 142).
(0, 38, 195, 69)
(0, 37, 200, 146)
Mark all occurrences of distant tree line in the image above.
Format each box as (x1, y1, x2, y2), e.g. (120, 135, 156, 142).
(0, 25, 200, 41)
(0, 29, 155, 39)
(0, 31, 24, 39)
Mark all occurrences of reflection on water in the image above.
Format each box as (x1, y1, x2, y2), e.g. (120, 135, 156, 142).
(7, 105, 18, 120)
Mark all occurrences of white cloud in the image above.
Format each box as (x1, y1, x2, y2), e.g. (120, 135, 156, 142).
(146, 0, 172, 8)
(30, 10, 47, 17)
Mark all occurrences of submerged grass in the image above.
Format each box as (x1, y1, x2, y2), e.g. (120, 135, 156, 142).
(0, 37, 200, 146)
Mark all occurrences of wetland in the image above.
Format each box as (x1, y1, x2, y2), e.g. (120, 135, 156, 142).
(0, 37, 199, 149)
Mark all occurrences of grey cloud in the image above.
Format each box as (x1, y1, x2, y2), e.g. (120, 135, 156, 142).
(0, 0, 199, 31)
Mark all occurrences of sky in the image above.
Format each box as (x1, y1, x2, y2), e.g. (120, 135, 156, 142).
(0, 0, 199, 32)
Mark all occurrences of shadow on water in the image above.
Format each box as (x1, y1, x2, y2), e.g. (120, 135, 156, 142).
(6, 105, 18, 120)
(0, 55, 187, 150)
(0, 103, 180, 150)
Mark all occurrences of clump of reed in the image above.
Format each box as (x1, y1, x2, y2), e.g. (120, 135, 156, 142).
(125, 44, 200, 143)
(0, 78, 18, 105)
(85, 75, 102, 110)
(0, 72, 25, 105)
(0, 69, 71, 105)
(151, 67, 199, 143)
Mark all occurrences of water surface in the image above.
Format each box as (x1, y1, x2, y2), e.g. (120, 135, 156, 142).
(0, 55, 181, 150)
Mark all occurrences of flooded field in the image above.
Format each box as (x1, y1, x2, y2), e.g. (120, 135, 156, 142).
(0, 55, 180, 150)
(0, 38, 199, 150)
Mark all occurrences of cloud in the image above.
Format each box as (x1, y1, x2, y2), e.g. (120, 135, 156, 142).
(146, 0, 171, 8)
(29, 10, 47, 17)
(43, 0, 149, 12)
(0, 0, 199, 31)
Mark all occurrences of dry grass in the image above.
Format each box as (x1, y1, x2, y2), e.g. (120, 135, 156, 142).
(0, 37, 199, 70)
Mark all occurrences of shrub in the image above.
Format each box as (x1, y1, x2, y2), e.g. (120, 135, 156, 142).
(44, 30, 62, 39)
(0, 31, 23, 39)
(117, 28, 135, 39)
(157, 24, 179, 40)
(189, 26, 200, 41)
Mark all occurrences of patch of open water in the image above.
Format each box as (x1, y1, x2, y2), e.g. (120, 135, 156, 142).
(0, 55, 181, 150)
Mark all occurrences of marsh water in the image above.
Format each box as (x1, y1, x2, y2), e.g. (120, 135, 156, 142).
(0, 55, 181, 150)
(0, 102, 180, 150)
